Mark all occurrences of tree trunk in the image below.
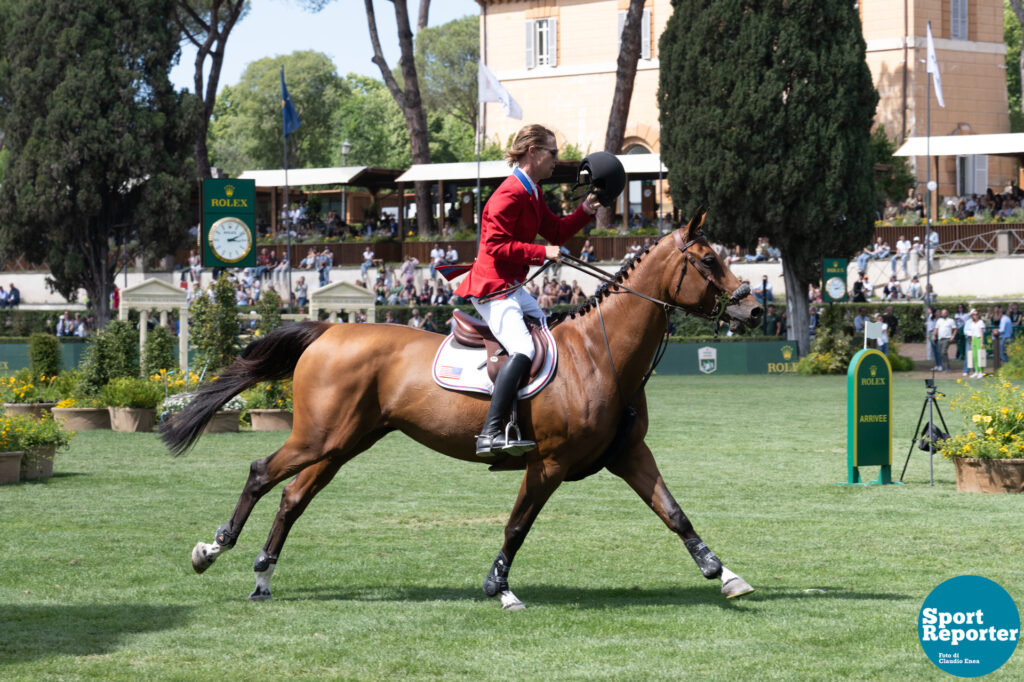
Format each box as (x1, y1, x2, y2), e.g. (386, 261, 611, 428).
(417, 0, 430, 30)
(598, 0, 644, 231)
(782, 262, 811, 357)
(365, 0, 433, 236)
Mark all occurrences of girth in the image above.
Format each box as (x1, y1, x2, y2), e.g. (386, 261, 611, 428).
(451, 309, 548, 386)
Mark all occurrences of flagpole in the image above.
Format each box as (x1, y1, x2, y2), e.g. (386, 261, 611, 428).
(284, 126, 292, 314)
(925, 21, 934, 487)
(476, 99, 483, 251)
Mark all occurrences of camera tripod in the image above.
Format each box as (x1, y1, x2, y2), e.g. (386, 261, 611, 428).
(899, 378, 950, 485)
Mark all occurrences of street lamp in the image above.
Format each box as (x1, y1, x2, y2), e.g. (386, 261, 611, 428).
(341, 139, 351, 225)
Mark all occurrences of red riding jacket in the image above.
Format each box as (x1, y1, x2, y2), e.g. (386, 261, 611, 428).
(454, 170, 593, 299)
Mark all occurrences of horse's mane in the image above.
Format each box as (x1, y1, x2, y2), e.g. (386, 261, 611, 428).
(547, 233, 669, 328)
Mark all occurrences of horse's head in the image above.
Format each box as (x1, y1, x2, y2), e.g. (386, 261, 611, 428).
(665, 213, 762, 331)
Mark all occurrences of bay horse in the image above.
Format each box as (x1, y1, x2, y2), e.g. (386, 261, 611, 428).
(162, 213, 762, 609)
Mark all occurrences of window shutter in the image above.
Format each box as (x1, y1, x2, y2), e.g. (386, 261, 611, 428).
(525, 20, 535, 69)
(973, 155, 988, 194)
(641, 8, 651, 60)
(950, 0, 968, 40)
(548, 18, 557, 66)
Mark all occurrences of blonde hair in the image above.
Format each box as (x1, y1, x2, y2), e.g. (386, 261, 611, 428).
(505, 124, 555, 166)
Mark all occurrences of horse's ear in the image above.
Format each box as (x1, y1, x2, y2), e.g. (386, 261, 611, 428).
(683, 209, 706, 241)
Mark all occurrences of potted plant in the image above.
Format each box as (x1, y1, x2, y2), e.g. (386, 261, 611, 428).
(242, 380, 293, 431)
(939, 379, 1024, 493)
(1, 369, 58, 417)
(0, 412, 74, 482)
(161, 390, 245, 434)
(100, 376, 164, 432)
(49, 369, 110, 430)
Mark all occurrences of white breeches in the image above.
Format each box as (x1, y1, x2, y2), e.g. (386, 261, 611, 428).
(471, 288, 543, 360)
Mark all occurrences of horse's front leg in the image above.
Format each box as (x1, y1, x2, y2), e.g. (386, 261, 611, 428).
(484, 458, 566, 610)
(607, 441, 754, 599)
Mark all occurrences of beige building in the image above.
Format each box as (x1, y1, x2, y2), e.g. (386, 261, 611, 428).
(477, 0, 1015, 204)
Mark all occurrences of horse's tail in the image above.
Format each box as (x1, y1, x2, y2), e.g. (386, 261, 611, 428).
(160, 321, 332, 457)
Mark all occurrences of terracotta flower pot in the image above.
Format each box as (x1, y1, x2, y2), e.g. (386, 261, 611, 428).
(0, 451, 24, 485)
(249, 409, 293, 431)
(203, 410, 240, 434)
(953, 457, 1024, 494)
(3, 402, 56, 418)
(52, 407, 111, 431)
(21, 444, 56, 480)
(108, 407, 157, 433)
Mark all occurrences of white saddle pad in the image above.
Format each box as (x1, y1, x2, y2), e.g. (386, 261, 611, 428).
(431, 323, 557, 398)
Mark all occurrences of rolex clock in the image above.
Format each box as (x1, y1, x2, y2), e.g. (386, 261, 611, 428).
(825, 275, 847, 302)
(202, 178, 256, 268)
(208, 217, 253, 264)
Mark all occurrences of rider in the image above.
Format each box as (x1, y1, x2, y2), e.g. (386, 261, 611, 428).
(454, 124, 600, 456)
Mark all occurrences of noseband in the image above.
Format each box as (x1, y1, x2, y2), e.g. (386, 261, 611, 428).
(671, 229, 750, 329)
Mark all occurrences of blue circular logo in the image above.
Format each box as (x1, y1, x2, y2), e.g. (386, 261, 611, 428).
(919, 575, 1020, 677)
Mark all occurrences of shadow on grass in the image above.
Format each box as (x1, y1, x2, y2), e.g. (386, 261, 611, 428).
(281, 582, 914, 609)
(0, 604, 190, 664)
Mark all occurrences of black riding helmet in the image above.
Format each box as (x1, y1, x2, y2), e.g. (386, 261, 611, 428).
(575, 151, 626, 208)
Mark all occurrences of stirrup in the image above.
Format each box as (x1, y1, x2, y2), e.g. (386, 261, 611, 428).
(498, 421, 535, 456)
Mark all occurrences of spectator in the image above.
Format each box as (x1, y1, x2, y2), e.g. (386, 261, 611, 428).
(855, 245, 873, 273)
(0, 287, 6, 308)
(273, 252, 290, 284)
(853, 307, 868, 335)
(360, 246, 375, 282)
(111, 284, 119, 311)
(445, 244, 459, 264)
(752, 275, 773, 304)
(809, 305, 820, 337)
(407, 308, 424, 329)
(570, 280, 586, 305)
(953, 303, 970, 364)
(1008, 302, 1021, 326)
(429, 242, 445, 281)
(299, 247, 317, 269)
(56, 311, 74, 337)
(908, 236, 924, 277)
(882, 276, 901, 301)
(882, 200, 900, 221)
(964, 309, 986, 378)
(188, 248, 202, 283)
(871, 236, 890, 260)
(891, 235, 911, 278)
(933, 308, 957, 371)
(422, 311, 438, 333)
(906, 275, 922, 299)
(851, 272, 869, 302)
(882, 305, 899, 342)
(399, 255, 419, 286)
(763, 304, 782, 336)
(579, 239, 596, 263)
(317, 247, 333, 287)
(902, 188, 923, 217)
(922, 283, 936, 307)
(925, 229, 940, 269)
(383, 311, 396, 324)
(6, 283, 18, 307)
(73, 313, 90, 337)
(875, 313, 889, 356)
(295, 276, 308, 310)
(264, 250, 279, 281)
(997, 306, 1013, 364)
(925, 307, 938, 366)
(253, 247, 271, 281)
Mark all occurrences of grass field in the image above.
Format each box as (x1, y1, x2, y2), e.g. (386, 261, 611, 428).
(1, 374, 1022, 680)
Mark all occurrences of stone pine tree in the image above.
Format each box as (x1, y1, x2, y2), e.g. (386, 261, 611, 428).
(659, 1, 878, 354)
(0, 0, 193, 328)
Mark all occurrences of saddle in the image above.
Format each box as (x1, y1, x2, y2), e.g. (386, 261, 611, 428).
(451, 310, 547, 386)
(432, 311, 557, 399)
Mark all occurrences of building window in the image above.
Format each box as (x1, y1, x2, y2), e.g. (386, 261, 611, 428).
(618, 9, 652, 60)
(956, 155, 988, 196)
(526, 18, 557, 69)
(950, 0, 968, 41)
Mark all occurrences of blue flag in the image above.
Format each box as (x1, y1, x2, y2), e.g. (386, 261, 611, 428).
(281, 69, 301, 137)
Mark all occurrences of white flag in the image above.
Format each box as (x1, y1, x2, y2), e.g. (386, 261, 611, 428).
(926, 23, 945, 108)
(864, 321, 884, 341)
(478, 62, 523, 120)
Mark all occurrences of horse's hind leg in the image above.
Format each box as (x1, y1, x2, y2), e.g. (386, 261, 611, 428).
(483, 459, 566, 610)
(191, 435, 328, 575)
(248, 455, 348, 600)
(607, 442, 754, 599)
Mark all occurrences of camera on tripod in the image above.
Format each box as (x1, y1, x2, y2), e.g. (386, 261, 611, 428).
(901, 379, 952, 483)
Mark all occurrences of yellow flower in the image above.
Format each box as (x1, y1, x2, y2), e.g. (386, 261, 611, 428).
(984, 415, 993, 423)
(972, 414, 983, 422)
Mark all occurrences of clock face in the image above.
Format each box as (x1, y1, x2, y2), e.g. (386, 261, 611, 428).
(208, 217, 253, 263)
(825, 276, 847, 300)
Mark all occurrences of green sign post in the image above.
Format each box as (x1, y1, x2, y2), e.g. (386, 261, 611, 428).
(202, 178, 256, 269)
(843, 348, 895, 485)
(823, 258, 848, 303)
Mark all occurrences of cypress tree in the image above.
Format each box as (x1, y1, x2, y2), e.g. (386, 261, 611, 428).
(659, 0, 878, 353)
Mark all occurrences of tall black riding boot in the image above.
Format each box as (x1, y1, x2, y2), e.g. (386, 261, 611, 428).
(475, 353, 536, 456)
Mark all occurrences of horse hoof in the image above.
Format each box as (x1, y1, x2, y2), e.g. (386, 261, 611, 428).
(722, 576, 754, 599)
(248, 585, 272, 601)
(191, 542, 216, 574)
(499, 590, 525, 610)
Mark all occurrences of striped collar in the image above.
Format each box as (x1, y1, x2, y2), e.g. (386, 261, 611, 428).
(512, 167, 537, 199)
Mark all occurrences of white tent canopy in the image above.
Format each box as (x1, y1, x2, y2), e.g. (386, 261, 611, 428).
(894, 133, 1024, 158)
(238, 166, 369, 187)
